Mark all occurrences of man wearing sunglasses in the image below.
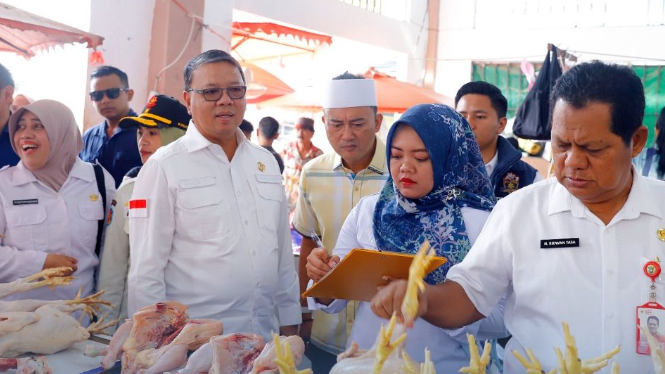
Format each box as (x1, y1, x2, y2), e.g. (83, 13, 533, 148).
(80, 65, 141, 188)
(127, 50, 301, 342)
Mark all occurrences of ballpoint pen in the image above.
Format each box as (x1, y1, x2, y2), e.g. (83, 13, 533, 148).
(309, 230, 324, 248)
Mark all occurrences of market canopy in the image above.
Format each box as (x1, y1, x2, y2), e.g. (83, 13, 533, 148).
(259, 67, 454, 113)
(241, 62, 294, 104)
(232, 21, 332, 62)
(0, 2, 104, 59)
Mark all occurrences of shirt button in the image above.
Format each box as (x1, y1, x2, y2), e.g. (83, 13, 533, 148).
(236, 191, 241, 196)
(252, 251, 256, 256)
(607, 270, 614, 276)
(607, 312, 615, 319)
(244, 220, 249, 225)
(354, 187, 359, 192)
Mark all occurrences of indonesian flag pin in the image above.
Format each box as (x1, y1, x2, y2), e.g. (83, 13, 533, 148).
(644, 260, 662, 283)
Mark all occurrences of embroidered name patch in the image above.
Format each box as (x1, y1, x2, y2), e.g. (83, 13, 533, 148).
(13, 199, 38, 205)
(128, 199, 148, 218)
(540, 238, 580, 249)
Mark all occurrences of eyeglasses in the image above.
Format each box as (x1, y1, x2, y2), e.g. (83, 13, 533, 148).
(89, 88, 129, 101)
(187, 86, 247, 101)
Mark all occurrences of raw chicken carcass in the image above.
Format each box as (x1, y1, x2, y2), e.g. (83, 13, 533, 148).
(177, 340, 213, 374)
(0, 269, 114, 358)
(249, 335, 306, 374)
(0, 304, 89, 357)
(0, 356, 52, 374)
(209, 333, 266, 374)
(120, 301, 189, 374)
(133, 319, 223, 374)
(96, 319, 134, 369)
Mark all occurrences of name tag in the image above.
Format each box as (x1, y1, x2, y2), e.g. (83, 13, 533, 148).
(540, 238, 580, 248)
(13, 199, 38, 205)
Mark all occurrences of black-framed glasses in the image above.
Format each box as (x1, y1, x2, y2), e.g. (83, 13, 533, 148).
(89, 88, 129, 101)
(188, 86, 247, 101)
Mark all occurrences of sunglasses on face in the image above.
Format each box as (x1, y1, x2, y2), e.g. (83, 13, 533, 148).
(187, 86, 247, 101)
(89, 88, 129, 101)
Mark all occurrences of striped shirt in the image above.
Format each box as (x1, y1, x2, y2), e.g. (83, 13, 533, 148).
(293, 138, 388, 354)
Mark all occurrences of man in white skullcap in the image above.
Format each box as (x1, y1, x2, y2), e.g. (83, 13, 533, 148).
(292, 72, 389, 372)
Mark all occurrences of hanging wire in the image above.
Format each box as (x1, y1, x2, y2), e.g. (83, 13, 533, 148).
(153, 15, 197, 91)
(567, 50, 665, 62)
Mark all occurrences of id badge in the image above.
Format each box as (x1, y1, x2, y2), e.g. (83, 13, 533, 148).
(637, 303, 665, 355)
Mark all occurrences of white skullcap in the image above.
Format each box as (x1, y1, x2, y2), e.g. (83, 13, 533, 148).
(322, 79, 377, 109)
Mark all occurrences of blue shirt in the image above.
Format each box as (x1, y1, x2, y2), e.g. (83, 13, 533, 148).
(80, 109, 141, 188)
(0, 120, 19, 169)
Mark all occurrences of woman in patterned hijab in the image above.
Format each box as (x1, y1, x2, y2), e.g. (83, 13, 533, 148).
(306, 104, 502, 373)
(373, 103, 495, 283)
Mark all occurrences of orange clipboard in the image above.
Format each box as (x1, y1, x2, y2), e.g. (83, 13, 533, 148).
(302, 248, 447, 302)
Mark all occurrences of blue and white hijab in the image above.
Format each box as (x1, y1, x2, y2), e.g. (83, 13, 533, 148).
(373, 104, 496, 285)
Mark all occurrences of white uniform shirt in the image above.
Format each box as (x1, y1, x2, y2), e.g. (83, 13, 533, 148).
(128, 123, 301, 340)
(98, 176, 136, 330)
(447, 173, 665, 373)
(0, 159, 115, 301)
(309, 194, 508, 373)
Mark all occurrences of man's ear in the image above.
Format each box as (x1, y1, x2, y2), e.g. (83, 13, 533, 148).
(498, 117, 508, 134)
(631, 125, 649, 158)
(1, 85, 14, 105)
(126, 89, 135, 102)
(183, 90, 192, 114)
(374, 113, 383, 133)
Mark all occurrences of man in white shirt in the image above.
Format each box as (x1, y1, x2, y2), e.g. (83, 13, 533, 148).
(127, 50, 301, 339)
(371, 61, 662, 373)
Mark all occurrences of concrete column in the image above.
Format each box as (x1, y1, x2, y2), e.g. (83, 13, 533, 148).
(146, 0, 204, 99)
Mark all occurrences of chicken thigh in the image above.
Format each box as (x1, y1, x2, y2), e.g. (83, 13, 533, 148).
(134, 319, 223, 374)
(120, 301, 189, 374)
(209, 333, 266, 374)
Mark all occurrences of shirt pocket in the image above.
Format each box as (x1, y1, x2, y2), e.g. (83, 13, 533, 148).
(175, 176, 232, 241)
(4, 205, 49, 251)
(255, 174, 284, 230)
(254, 174, 284, 249)
(78, 203, 104, 249)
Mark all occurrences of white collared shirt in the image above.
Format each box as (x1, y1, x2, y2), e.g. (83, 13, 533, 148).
(0, 159, 115, 301)
(128, 121, 301, 340)
(447, 172, 665, 373)
(484, 151, 499, 177)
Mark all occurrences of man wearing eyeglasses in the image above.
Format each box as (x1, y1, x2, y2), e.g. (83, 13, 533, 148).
(127, 50, 301, 341)
(80, 65, 141, 188)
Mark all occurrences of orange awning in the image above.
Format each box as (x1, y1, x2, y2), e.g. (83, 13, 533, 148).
(231, 21, 331, 62)
(0, 2, 104, 59)
(241, 62, 294, 104)
(233, 22, 332, 46)
(259, 67, 454, 113)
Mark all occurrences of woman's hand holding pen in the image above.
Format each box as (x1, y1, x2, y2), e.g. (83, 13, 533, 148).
(306, 247, 340, 282)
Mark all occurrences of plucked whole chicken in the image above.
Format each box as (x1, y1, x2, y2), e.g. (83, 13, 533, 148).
(0, 267, 113, 358)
